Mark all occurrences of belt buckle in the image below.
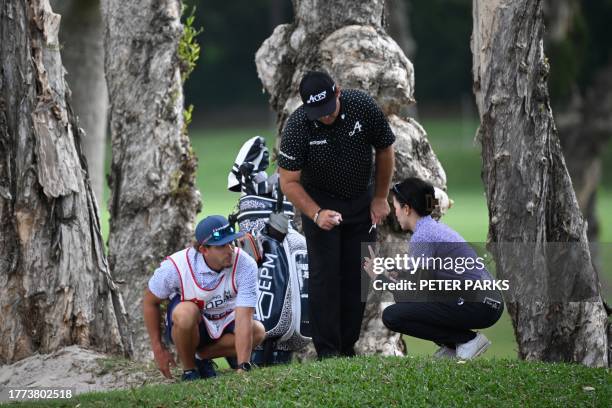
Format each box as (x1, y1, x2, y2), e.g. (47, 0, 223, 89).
(483, 296, 501, 310)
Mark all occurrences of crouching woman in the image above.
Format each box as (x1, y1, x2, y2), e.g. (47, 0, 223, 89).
(366, 177, 504, 359)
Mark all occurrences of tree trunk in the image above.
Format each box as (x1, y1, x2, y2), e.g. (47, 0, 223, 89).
(0, 0, 131, 364)
(52, 0, 107, 202)
(103, 0, 201, 360)
(472, 0, 609, 367)
(255, 0, 447, 358)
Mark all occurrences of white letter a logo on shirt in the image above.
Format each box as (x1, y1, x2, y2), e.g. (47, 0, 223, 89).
(349, 121, 362, 136)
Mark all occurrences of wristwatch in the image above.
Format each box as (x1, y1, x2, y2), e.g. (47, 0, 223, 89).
(238, 361, 252, 371)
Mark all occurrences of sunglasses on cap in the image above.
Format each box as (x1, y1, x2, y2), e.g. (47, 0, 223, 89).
(200, 224, 235, 245)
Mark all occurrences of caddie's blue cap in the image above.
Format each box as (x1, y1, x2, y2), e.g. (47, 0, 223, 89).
(195, 215, 244, 246)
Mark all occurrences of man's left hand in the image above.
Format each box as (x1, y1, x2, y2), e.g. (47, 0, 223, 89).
(370, 197, 390, 225)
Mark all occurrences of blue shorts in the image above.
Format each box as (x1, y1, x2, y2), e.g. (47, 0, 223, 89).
(165, 296, 235, 350)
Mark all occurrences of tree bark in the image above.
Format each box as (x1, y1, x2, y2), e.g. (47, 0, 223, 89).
(0, 0, 131, 364)
(52, 0, 108, 202)
(256, 0, 447, 357)
(472, 0, 609, 367)
(103, 0, 201, 360)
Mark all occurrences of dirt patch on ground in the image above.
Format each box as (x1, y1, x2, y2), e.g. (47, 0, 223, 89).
(0, 346, 176, 398)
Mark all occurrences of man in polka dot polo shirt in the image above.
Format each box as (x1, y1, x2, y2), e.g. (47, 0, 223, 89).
(278, 71, 395, 358)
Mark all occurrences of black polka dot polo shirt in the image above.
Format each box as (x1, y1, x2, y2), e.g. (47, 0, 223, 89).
(278, 89, 395, 200)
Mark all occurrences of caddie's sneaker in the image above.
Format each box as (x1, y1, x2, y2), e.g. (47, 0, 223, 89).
(433, 346, 456, 359)
(181, 369, 201, 381)
(195, 358, 217, 378)
(456, 333, 491, 360)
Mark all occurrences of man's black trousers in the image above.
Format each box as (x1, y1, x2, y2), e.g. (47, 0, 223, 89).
(302, 187, 374, 358)
(382, 301, 503, 347)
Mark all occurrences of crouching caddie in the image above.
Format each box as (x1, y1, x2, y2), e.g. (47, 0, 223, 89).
(143, 215, 265, 381)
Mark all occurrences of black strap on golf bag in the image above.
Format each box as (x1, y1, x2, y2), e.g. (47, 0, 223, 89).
(259, 186, 286, 367)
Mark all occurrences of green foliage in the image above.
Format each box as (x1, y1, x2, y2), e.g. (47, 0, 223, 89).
(24, 356, 611, 407)
(178, 5, 202, 83)
(410, 0, 474, 103)
(176, 0, 611, 114)
(547, 2, 588, 104)
(181, 0, 293, 111)
(580, 0, 612, 86)
(182, 103, 194, 135)
(178, 6, 202, 136)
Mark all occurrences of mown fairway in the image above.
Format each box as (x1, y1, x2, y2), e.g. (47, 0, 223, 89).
(18, 356, 612, 407)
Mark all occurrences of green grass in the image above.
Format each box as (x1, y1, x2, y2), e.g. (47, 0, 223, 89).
(98, 119, 612, 361)
(194, 128, 278, 216)
(101, 119, 612, 243)
(20, 356, 611, 407)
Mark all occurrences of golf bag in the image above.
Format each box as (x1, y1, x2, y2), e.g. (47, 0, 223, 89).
(228, 136, 311, 365)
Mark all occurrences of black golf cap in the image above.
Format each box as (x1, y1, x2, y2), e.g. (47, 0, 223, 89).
(299, 71, 337, 120)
